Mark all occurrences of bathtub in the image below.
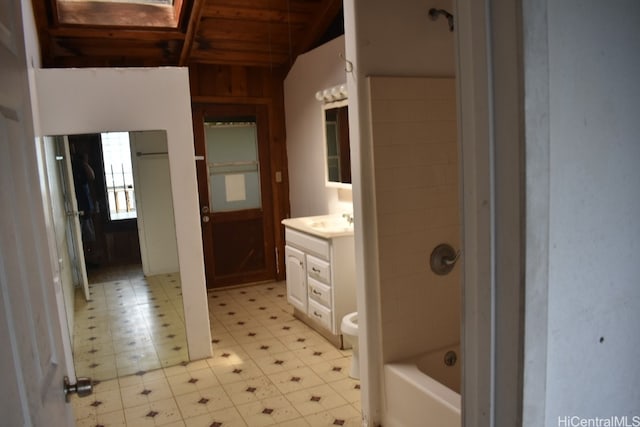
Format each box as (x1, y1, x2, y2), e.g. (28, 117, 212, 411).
(383, 345, 461, 427)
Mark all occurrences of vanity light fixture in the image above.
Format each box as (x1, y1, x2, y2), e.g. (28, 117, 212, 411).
(315, 84, 348, 103)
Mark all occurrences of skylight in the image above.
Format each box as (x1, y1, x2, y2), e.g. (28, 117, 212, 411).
(61, 0, 173, 6)
(56, 0, 182, 28)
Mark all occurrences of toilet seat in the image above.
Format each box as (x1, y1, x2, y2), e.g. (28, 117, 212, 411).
(341, 311, 360, 379)
(341, 312, 358, 336)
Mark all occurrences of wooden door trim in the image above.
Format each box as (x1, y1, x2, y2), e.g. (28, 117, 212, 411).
(192, 106, 215, 285)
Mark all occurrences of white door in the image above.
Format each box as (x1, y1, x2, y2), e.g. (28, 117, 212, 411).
(0, 0, 75, 423)
(58, 136, 91, 301)
(130, 130, 179, 276)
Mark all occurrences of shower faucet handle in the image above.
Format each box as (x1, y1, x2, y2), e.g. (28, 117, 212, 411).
(443, 249, 461, 266)
(430, 243, 461, 275)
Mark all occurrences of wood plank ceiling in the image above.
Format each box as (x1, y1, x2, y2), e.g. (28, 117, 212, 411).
(31, 0, 343, 69)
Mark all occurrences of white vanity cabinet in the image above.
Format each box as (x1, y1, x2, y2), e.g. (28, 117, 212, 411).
(282, 221, 356, 347)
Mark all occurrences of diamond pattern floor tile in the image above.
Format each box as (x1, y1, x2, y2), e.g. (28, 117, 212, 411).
(72, 280, 361, 426)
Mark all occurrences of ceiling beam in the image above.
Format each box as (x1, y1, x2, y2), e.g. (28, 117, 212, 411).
(189, 48, 291, 68)
(31, 0, 56, 65)
(48, 27, 185, 41)
(179, 0, 206, 65)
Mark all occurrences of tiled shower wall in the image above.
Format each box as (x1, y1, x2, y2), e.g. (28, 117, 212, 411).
(369, 76, 461, 363)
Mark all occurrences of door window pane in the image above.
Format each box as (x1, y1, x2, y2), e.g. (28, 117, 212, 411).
(205, 121, 261, 212)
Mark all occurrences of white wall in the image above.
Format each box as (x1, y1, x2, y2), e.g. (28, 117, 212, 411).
(284, 35, 352, 217)
(343, 1, 455, 424)
(34, 67, 212, 360)
(535, 0, 640, 422)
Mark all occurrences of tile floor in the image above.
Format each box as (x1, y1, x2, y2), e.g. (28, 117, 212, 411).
(72, 278, 361, 426)
(74, 266, 187, 381)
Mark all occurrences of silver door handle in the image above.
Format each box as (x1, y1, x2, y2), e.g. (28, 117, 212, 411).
(63, 376, 92, 402)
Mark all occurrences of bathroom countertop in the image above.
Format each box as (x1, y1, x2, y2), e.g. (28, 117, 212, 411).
(281, 214, 354, 239)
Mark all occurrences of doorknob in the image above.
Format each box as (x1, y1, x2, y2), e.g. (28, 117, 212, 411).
(201, 206, 210, 223)
(63, 376, 93, 402)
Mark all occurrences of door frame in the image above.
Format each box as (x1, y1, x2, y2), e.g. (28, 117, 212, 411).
(192, 103, 277, 288)
(456, 1, 525, 426)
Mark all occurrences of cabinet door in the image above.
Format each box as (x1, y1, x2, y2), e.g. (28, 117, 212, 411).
(285, 245, 307, 312)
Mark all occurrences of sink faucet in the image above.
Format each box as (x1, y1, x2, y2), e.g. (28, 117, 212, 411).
(342, 213, 354, 225)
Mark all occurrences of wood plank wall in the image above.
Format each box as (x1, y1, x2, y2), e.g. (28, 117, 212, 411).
(189, 63, 290, 281)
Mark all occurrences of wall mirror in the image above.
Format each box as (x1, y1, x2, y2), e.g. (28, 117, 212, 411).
(35, 67, 212, 383)
(317, 84, 351, 188)
(323, 100, 351, 186)
(41, 129, 186, 382)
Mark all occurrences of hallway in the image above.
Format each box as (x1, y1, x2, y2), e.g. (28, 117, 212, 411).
(71, 281, 361, 426)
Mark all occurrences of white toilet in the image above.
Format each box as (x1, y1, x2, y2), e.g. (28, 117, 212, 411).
(341, 312, 360, 379)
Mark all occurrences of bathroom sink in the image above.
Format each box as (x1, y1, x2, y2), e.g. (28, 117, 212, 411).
(282, 214, 354, 238)
(306, 218, 352, 233)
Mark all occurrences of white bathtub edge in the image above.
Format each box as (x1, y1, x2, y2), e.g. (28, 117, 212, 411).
(383, 361, 461, 427)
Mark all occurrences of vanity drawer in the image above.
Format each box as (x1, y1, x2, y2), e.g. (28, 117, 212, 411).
(306, 255, 330, 284)
(308, 299, 332, 331)
(308, 277, 331, 307)
(285, 228, 330, 259)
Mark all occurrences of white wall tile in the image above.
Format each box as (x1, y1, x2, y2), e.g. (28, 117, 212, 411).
(370, 76, 460, 363)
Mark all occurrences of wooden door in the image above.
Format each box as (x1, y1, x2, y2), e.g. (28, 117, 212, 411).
(0, 0, 75, 422)
(193, 104, 276, 288)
